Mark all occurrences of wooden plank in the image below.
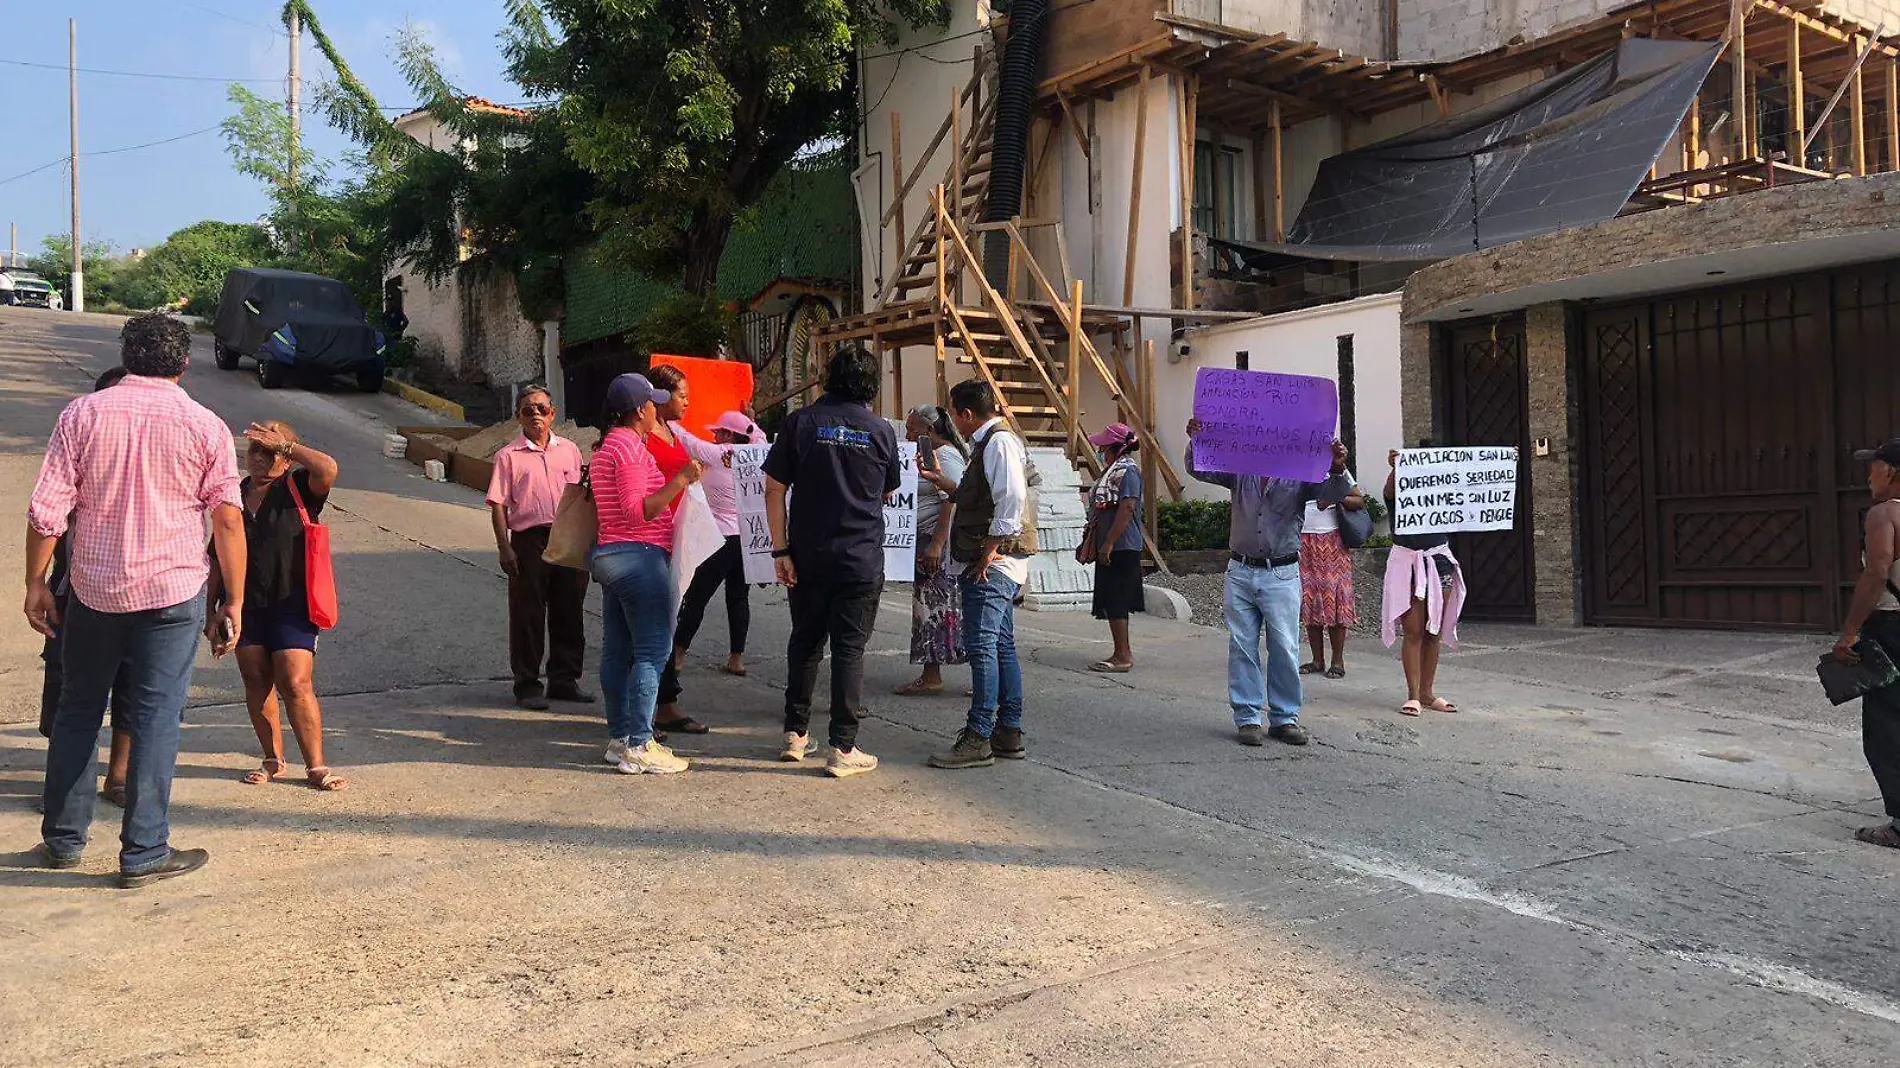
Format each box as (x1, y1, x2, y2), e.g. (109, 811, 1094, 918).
(1425, 74, 1452, 118)
(1888, 59, 1898, 171)
(1854, 56, 1868, 175)
(1068, 278, 1085, 457)
(1017, 299, 1256, 321)
(1179, 74, 1197, 311)
(1732, 0, 1750, 158)
(1251, 132, 1268, 241)
(1140, 338, 1159, 544)
(1057, 93, 1091, 158)
(1123, 65, 1150, 306)
(1790, 25, 1805, 158)
(1270, 99, 1285, 242)
(890, 110, 905, 300)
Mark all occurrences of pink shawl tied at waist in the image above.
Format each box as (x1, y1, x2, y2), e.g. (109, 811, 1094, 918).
(1381, 543, 1466, 650)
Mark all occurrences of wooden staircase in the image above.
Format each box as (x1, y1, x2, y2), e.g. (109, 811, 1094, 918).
(815, 54, 1186, 561)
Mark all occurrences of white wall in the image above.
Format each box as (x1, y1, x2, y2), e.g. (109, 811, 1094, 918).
(1176, 0, 1388, 59)
(1178, 293, 1403, 500)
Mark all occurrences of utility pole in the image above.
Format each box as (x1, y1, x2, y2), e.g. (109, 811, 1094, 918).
(286, 6, 302, 253)
(68, 17, 83, 312)
(287, 6, 301, 191)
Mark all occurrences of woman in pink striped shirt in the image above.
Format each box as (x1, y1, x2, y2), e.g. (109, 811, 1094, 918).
(590, 373, 703, 776)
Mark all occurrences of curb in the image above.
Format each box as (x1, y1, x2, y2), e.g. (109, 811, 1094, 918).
(1142, 583, 1193, 623)
(383, 378, 465, 422)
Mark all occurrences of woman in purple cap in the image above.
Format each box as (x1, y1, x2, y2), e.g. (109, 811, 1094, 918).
(1082, 423, 1144, 672)
(591, 373, 703, 775)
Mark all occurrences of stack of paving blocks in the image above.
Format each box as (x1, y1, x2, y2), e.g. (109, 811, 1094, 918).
(1021, 447, 1095, 612)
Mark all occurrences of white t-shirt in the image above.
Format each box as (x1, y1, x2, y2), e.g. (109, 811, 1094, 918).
(1300, 468, 1356, 534)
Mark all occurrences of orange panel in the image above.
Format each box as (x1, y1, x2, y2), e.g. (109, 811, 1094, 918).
(650, 354, 755, 440)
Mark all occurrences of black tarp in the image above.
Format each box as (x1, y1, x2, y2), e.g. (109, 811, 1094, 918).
(214, 267, 378, 371)
(1222, 38, 1721, 266)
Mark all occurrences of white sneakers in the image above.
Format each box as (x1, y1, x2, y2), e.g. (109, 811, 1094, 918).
(607, 732, 873, 777)
(824, 747, 878, 779)
(615, 739, 690, 775)
(782, 733, 877, 777)
(780, 732, 816, 762)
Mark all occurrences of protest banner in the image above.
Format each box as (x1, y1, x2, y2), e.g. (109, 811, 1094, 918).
(1190, 368, 1338, 481)
(650, 354, 754, 440)
(735, 442, 918, 583)
(1391, 447, 1519, 535)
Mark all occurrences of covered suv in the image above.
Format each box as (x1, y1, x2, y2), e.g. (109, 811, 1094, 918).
(212, 267, 386, 391)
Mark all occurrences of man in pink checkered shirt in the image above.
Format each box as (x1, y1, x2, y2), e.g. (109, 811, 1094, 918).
(24, 314, 248, 888)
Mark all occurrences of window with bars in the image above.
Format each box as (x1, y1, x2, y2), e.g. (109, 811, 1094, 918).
(1192, 141, 1242, 239)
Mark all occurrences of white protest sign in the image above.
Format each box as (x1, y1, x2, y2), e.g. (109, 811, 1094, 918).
(1392, 447, 1519, 535)
(884, 443, 919, 582)
(734, 444, 777, 583)
(734, 442, 918, 584)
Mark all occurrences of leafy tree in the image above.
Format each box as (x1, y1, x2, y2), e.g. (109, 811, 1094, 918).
(219, 82, 391, 309)
(505, 0, 948, 294)
(119, 221, 276, 314)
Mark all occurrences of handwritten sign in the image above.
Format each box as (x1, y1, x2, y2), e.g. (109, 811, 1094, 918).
(1392, 447, 1519, 535)
(735, 442, 918, 584)
(1191, 368, 1338, 481)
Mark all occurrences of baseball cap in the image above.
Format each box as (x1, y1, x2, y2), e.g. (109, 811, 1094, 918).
(1853, 438, 1900, 466)
(603, 373, 670, 415)
(713, 410, 762, 441)
(1087, 422, 1137, 448)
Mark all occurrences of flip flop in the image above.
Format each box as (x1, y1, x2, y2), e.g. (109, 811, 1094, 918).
(1089, 660, 1132, 673)
(653, 715, 710, 735)
(1399, 700, 1423, 717)
(893, 679, 944, 696)
(721, 665, 748, 678)
(1325, 665, 1346, 679)
(1425, 697, 1459, 713)
(1298, 662, 1325, 675)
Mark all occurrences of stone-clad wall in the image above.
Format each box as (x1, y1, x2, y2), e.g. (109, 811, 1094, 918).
(1403, 171, 1900, 322)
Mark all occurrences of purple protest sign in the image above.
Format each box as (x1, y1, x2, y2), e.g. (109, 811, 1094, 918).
(1191, 368, 1339, 481)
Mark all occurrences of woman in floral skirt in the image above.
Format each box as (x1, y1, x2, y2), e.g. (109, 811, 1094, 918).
(1299, 468, 1365, 678)
(894, 405, 969, 696)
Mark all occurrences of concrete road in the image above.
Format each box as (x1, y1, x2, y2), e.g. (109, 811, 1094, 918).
(0, 306, 1895, 1067)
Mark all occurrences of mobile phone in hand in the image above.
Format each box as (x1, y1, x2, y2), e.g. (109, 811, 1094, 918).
(218, 615, 236, 647)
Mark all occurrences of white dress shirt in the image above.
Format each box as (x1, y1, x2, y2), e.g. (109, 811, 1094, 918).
(962, 417, 1031, 585)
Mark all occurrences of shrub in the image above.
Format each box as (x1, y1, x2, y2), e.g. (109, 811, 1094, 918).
(1156, 500, 1232, 552)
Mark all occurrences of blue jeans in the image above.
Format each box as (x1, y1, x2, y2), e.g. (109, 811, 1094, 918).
(41, 591, 205, 873)
(1224, 560, 1304, 727)
(960, 569, 1023, 738)
(592, 542, 673, 746)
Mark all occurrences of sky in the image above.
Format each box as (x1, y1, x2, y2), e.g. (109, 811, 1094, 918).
(1, 0, 521, 259)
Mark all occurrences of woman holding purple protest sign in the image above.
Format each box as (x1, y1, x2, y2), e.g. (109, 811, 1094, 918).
(1381, 443, 1467, 717)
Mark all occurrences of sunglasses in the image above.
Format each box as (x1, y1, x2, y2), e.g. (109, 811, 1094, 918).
(519, 404, 554, 416)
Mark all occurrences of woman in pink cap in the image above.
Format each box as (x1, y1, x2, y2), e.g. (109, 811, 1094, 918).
(1082, 423, 1145, 672)
(672, 409, 767, 678)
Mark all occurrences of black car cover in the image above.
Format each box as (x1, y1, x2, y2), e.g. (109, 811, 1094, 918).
(214, 267, 380, 372)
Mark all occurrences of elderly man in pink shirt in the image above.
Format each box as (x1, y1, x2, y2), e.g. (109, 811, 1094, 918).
(486, 384, 592, 711)
(25, 314, 246, 888)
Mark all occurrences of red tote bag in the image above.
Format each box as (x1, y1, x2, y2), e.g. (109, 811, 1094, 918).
(286, 479, 340, 630)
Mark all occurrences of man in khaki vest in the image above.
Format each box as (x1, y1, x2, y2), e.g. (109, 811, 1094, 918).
(930, 380, 1034, 769)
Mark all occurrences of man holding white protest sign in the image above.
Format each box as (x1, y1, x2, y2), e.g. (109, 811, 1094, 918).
(1380, 442, 1519, 717)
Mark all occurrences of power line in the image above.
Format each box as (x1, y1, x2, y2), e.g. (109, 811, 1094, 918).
(0, 125, 225, 189)
(169, 1, 285, 38)
(0, 57, 277, 83)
